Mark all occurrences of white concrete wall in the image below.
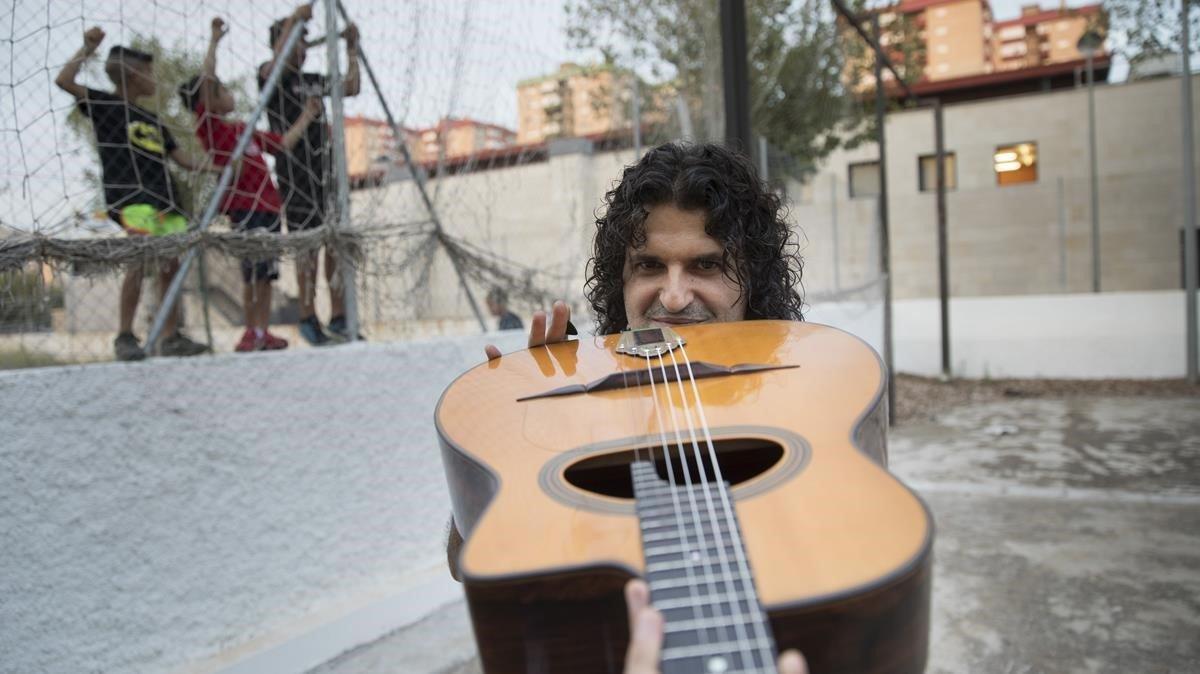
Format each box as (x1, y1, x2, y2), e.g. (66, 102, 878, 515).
(0, 330, 525, 674)
(810, 289, 1197, 378)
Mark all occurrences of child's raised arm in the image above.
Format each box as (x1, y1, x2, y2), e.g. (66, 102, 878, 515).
(204, 18, 227, 81)
(55, 26, 105, 100)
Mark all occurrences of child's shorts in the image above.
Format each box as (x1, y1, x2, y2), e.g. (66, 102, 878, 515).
(119, 204, 188, 236)
(228, 210, 282, 283)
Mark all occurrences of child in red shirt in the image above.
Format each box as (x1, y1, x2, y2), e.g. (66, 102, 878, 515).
(180, 17, 320, 352)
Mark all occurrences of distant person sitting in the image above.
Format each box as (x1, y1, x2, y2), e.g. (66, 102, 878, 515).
(55, 27, 215, 360)
(486, 287, 523, 331)
(181, 17, 321, 353)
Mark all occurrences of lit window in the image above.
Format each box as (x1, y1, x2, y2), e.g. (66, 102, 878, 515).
(849, 161, 881, 199)
(994, 142, 1038, 185)
(918, 153, 957, 192)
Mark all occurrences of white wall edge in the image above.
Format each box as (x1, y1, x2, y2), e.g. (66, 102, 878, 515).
(176, 562, 465, 674)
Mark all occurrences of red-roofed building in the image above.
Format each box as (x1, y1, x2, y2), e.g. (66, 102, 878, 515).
(344, 116, 417, 187)
(411, 117, 517, 163)
(859, 0, 1107, 102)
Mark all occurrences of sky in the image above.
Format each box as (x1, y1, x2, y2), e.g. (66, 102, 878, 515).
(0, 0, 1123, 233)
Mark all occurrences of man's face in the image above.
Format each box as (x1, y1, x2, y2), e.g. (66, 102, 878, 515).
(622, 203, 745, 330)
(124, 60, 156, 98)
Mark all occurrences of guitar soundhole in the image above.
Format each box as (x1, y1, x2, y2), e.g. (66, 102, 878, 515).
(563, 438, 785, 499)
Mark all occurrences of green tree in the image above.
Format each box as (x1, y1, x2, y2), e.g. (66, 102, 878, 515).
(65, 36, 252, 218)
(565, 0, 923, 179)
(1106, 0, 1198, 71)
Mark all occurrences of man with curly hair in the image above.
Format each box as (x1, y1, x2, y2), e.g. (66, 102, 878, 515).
(461, 141, 808, 672)
(482, 141, 804, 359)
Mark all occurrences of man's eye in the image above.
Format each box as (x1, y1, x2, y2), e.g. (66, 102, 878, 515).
(695, 259, 722, 271)
(635, 261, 662, 271)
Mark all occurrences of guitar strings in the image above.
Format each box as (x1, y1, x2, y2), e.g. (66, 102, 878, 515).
(640, 348, 707, 645)
(665, 344, 759, 668)
(649, 349, 732, 650)
(677, 340, 778, 670)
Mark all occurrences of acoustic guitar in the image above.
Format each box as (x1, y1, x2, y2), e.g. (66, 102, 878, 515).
(437, 320, 932, 673)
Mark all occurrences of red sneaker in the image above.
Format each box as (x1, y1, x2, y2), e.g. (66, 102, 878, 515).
(261, 330, 289, 350)
(235, 328, 261, 352)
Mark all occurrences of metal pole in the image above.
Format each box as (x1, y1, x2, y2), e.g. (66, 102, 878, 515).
(831, 173, 840, 292)
(758, 135, 769, 181)
(1057, 176, 1067, 290)
(632, 76, 642, 158)
(934, 99, 950, 380)
(873, 14, 895, 424)
(325, 0, 359, 341)
(1087, 51, 1100, 292)
(720, 0, 752, 155)
(196, 249, 214, 353)
(335, 0, 487, 332)
(1182, 0, 1198, 384)
(145, 9, 312, 352)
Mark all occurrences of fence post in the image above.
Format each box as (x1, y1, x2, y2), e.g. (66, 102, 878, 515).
(325, 0, 359, 341)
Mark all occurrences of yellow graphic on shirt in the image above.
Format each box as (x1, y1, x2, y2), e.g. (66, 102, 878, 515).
(128, 121, 165, 154)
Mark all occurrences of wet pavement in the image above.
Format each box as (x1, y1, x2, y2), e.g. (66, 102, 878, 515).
(313, 396, 1200, 674)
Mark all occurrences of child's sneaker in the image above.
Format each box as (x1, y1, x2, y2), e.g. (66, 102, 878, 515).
(261, 331, 288, 350)
(235, 328, 261, 352)
(113, 332, 146, 361)
(327, 314, 365, 342)
(298, 315, 330, 346)
(161, 332, 210, 357)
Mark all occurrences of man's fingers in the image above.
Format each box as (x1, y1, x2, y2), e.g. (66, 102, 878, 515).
(546, 301, 570, 344)
(624, 579, 649, 629)
(777, 650, 808, 674)
(527, 310, 547, 348)
(623, 596, 663, 674)
(484, 344, 501, 361)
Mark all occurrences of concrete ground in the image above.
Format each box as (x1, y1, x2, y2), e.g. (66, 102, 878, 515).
(312, 396, 1200, 674)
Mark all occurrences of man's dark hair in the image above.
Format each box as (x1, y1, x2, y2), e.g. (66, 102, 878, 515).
(487, 287, 508, 306)
(177, 75, 204, 112)
(107, 46, 153, 64)
(269, 19, 306, 48)
(584, 142, 804, 335)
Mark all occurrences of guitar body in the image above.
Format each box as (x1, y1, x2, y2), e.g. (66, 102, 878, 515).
(437, 321, 932, 673)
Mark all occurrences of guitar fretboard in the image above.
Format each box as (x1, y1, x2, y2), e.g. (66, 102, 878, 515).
(630, 460, 778, 674)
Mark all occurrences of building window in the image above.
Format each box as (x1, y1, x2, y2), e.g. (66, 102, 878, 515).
(849, 161, 881, 198)
(918, 153, 957, 192)
(994, 142, 1038, 185)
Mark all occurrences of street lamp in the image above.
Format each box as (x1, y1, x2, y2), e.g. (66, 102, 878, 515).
(1078, 29, 1103, 292)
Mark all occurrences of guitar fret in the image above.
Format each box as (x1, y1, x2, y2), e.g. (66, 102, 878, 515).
(650, 574, 754, 592)
(641, 528, 736, 543)
(637, 502, 737, 518)
(664, 611, 769, 634)
(647, 556, 741, 573)
(643, 541, 741, 558)
(660, 638, 775, 661)
(652, 591, 749, 611)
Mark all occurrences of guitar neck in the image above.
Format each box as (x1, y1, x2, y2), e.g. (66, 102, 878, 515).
(631, 460, 778, 674)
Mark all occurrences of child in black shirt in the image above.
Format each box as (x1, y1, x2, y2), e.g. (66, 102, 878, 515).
(56, 27, 217, 360)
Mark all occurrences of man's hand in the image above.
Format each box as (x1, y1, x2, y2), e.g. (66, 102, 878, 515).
(303, 97, 322, 119)
(210, 17, 228, 43)
(341, 23, 359, 47)
(483, 300, 571, 361)
(294, 3, 313, 22)
(623, 579, 808, 674)
(83, 26, 105, 54)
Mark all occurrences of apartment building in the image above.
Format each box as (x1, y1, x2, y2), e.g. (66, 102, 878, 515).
(516, 63, 633, 145)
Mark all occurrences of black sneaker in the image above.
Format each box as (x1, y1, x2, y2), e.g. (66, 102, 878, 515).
(113, 332, 146, 361)
(161, 332, 210, 357)
(327, 315, 365, 343)
(298, 315, 331, 346)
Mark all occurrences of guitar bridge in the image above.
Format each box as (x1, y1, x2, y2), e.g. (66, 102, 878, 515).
(615, 326, 685, 358)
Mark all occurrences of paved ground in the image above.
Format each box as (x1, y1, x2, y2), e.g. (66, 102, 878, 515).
(313, 396, 1200, 674)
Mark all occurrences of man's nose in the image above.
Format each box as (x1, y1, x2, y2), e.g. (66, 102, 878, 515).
(659, 268, 694, 313)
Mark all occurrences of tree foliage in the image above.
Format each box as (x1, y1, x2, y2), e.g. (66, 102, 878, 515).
(1106, 0, 1198, 69)
(565, 0, 923, 178)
